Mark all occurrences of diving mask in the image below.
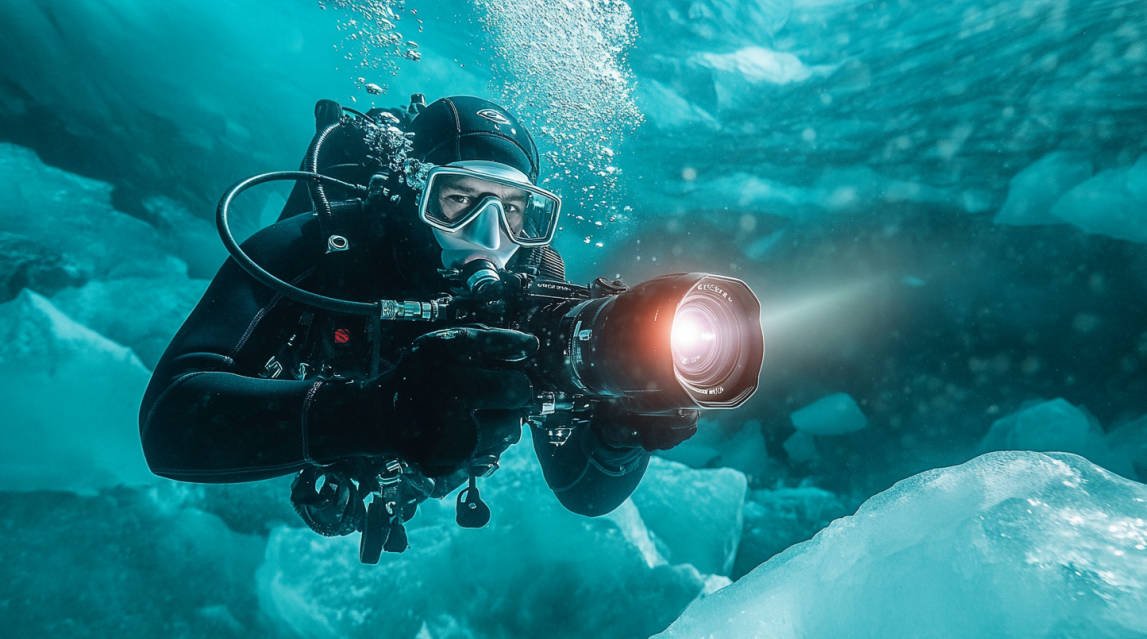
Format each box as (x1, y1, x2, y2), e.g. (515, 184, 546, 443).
(417, 161, 562, 248)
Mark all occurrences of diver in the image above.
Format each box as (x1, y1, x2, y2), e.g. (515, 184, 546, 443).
(138, 95, 700, 559)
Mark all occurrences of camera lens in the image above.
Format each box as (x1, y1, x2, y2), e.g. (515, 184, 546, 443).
(671, 289, 742, 392)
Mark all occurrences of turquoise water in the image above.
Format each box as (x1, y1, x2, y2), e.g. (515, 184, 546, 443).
(2, 1, 1147, 637)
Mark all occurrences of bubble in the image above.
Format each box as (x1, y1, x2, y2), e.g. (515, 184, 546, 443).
(326, 0, 422, 91)
(474, 0, 643, 224)
(365, 82, 384, 95)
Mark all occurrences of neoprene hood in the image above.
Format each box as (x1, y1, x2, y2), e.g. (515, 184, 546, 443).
(409, 96, 540, 183)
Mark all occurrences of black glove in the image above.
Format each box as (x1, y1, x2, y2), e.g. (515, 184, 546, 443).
(307, 326, 538, 476)
(590, 401, 700, 451)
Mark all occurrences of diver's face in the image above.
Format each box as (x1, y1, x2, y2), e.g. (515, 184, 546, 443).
(435, 175, 528, 232)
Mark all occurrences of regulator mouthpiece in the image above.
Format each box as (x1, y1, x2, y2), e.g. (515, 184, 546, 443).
(462, 258, 501, 295)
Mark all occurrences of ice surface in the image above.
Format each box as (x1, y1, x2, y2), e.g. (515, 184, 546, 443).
(691, 47, 835, 110)
(1108, 415, 1147, 481)
(0, 143, 188, 281)
(996, 152, 1147, 244)
(711, 420, 775, 482)
(631, 458, 748, 576)
(980, 398, 1129, 477)
(790, 392, 868, 436)
(0, 143, 208, 365)
(257, 444, 742, 639)
(995, 151, 1094, 227)
(782, 430, 819, 464)
(0, 487, 269, 638)
(733, 486, 851, 579)
(0, 290, 153, 492)
(1051, 155, 1147, 244)
(658, 452, 1147, 639)
(51, 276, 206, 368)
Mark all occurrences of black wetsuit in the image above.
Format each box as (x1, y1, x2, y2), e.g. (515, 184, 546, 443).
(138, 203, 650, 517)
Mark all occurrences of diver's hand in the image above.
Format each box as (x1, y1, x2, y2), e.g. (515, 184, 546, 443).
(591, 401, 700, 451)
(387, 326, 538, 475)
(305, 326, 537, 474)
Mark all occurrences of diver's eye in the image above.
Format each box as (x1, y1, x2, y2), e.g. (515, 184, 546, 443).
(447, 195, 473, 206)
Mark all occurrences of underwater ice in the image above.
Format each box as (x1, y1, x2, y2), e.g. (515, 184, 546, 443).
(0, 143, 208, 367)
(980, 399, 1147, 481)
(1051, 155, 1147, 244)
(997, 152, 1147, 244)
(0, 290, 153, 492)
(257, 444, 746, 639)
(789, 392, 868, 436)
(659, 451, 1147, 639)
(980, 399, 1110, 462)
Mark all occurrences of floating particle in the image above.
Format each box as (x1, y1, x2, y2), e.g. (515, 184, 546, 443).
(365, 83, 383, 95)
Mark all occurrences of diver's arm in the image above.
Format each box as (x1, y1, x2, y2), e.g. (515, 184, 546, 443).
(522, 248, 656, 515)
(138, 214, 379, 482)
(530, 422, 651, 517)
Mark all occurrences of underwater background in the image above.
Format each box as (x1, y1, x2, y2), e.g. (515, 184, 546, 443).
(2, 0, 1147, 636)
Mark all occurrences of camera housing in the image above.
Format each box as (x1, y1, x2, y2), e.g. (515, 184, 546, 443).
(479, 273, 764, 413)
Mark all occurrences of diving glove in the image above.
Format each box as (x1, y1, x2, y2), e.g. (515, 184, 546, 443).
(591, 401, 700, 451)
(306, 326, 537, 476)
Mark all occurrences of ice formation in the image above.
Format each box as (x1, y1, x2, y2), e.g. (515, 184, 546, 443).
(789, 392, 868, 436)
(1, 0, 1146, 637)
(0, 290, 153, 492)
(1051, 156, 1147, 244)
(995, 152, 1094, 227)
(979, 399, 1117, 469)
(659, 452, 1147, 639)
(257, 445, 746, 639)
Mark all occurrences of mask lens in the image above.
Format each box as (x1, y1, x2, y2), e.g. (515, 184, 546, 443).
(515, 193, 559, 244)
(421, 168, 560, 246)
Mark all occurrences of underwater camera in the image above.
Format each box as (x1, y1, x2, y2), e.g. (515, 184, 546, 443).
(214, 97, 764, 562)
(444, 265, 764, 416)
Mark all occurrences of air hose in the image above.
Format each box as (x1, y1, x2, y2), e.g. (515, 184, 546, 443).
(215, 170, 379, 315)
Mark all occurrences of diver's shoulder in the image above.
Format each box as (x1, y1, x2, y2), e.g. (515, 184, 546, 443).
(240, 210, 320, 256)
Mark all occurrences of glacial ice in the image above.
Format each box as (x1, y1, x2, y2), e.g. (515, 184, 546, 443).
(0, 290, 153, 492)
(996, 152, 1147, 245)
(0, 143, 208, 366)
(631, 458, 748, 576)
(691, 47, 835, 110)
(733, 485, 851, 579)
(789, 392, 868, 436)
(257, 444, 748, 639)
(0, 143, 188, 282)
(995, 151, 1094, 227)
(659, 452, 1147, 639)
(1051, 155, 1147, 244)
(0, 487, 269, 638)
(980, 398, 1131, 478)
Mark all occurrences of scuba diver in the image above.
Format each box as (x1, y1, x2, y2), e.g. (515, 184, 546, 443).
(138, 95, 704, 560)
